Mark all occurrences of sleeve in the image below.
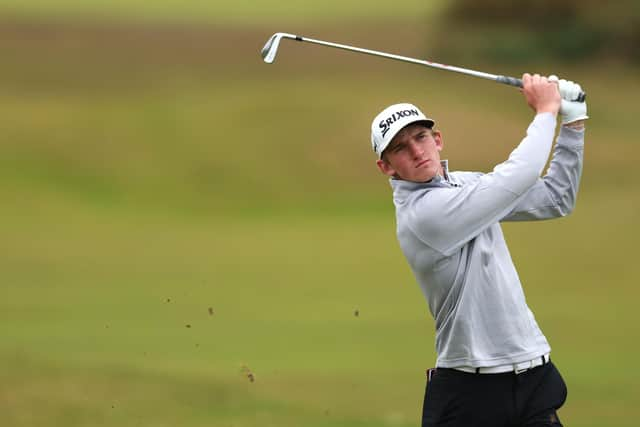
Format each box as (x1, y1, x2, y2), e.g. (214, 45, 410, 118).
(406, 113, 556, 256)
(501, 126, 584, 221)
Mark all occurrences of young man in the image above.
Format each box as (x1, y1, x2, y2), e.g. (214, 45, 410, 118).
(370, 74, 587, 427)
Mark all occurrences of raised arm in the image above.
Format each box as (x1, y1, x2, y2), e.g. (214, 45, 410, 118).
(406, 74, 561, 256)
(502, 79, 588, 221)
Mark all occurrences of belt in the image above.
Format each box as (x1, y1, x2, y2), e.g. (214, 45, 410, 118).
(452, 353, 550, 375)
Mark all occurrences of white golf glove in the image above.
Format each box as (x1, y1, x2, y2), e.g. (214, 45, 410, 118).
(549, 75, 588, 125)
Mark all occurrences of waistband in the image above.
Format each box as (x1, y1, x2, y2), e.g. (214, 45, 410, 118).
(452, 353, 551, 375)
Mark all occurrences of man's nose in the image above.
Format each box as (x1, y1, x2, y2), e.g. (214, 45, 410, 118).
(409, 141, 424, 158)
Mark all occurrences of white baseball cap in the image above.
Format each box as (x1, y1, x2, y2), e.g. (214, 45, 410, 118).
(370, 103, 435, 158)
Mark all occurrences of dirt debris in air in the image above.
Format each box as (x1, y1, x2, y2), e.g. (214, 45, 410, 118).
(241, 364, 255, 383)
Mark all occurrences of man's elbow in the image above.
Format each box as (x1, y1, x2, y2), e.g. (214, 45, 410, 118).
(556, 195, 578, 217)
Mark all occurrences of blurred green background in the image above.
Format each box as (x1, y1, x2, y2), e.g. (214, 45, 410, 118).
(1, 1, 638, 426)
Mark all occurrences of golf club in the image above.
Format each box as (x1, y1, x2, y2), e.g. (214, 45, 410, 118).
(261, 32, 586, 102)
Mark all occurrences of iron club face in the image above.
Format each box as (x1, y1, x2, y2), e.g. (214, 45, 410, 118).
(261, 32, 297, 64)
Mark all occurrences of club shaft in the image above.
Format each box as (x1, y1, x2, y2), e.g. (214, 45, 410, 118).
(298, 36, 501, 83)
(287, 35, 585, 101)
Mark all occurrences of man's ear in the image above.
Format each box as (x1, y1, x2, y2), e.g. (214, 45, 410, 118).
(376, 158, 396, 177)
(433, 130, 444, 152)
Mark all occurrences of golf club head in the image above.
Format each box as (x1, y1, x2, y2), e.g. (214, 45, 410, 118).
(261, 33, 297, 63)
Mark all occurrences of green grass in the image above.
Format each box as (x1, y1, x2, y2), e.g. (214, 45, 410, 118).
(1, 16, 639, 427)
(1, 193, 638, 426)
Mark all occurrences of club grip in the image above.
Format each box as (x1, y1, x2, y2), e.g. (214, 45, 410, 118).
(496, 75, 586, 102)
(496, 75, 524, 88)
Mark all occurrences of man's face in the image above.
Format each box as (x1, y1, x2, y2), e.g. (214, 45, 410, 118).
(376, 123, 443, 182)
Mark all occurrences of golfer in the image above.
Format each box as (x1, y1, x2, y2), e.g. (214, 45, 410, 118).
(370, 74, 587, 427)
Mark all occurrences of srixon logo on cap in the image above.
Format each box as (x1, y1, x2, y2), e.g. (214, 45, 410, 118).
(379, 108, 420, 138)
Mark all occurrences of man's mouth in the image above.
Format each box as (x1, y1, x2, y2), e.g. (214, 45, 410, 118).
(416, 159, 430, 168)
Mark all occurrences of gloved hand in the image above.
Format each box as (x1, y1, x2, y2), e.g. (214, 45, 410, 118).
(549, 75, 588, 125)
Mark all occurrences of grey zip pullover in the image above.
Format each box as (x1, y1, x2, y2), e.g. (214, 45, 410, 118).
(390, 113, 584, 368)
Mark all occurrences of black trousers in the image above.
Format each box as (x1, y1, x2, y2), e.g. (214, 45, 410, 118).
(422, 361, 568, 427)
